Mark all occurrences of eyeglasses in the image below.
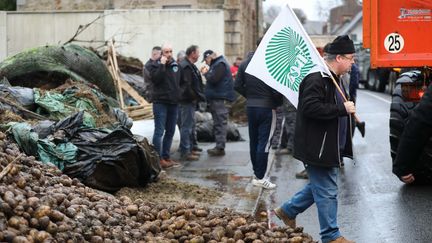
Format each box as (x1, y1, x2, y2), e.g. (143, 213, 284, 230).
(341, 54, 356, 61)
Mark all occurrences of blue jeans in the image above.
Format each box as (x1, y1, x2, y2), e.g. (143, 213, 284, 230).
(179, 103, 195, 155)
(247, 107, 275, 179)
(152, 103, 178, 159)
(280, 165, 340, 243)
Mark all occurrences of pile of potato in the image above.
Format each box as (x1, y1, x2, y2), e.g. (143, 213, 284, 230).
(0, 132, 315, 242)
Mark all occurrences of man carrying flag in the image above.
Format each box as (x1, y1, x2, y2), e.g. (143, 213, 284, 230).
(274, 35, 356, 243)
(245, 4, 357, 243)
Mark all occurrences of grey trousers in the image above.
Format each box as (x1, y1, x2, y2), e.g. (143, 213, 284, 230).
(271, 106, 284, 147)
(281, 111, 297, 150)
(209, 99, 229, 149)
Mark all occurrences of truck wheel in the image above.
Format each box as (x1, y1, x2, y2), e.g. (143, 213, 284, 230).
(390, 81, 432, 184)
(389, 83, 416, 160)
(387, 71, 398, 94)
(366, 69, 377, 91)
(376, 69, 390, 92)
(377, 79, 386, 92)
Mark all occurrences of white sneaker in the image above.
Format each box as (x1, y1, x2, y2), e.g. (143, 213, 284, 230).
(252, 178, 276, 189)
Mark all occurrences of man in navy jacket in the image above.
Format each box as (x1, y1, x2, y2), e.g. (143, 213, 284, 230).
(201, 50, 236, 156)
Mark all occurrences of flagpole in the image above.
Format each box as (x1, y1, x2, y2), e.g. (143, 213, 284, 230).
(286, 4, 362, 123)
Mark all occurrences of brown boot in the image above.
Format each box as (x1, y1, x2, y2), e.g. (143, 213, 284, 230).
(329, 236, 355, 243)
(274, 207, 296, 229)
(191, 150, 201, 155)
(166, 159, 182, 168)
(160, 159, 174, 169)
(181, 153, 199, 161)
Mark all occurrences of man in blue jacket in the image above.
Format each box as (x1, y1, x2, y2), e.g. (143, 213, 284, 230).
(201, 50, 236, 156)
(274, 35, 356, 243)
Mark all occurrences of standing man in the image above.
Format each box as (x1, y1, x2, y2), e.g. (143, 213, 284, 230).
(147, 43, 181, 169)
(349, 62, 366, 138)
(179, 45, 205, 161)
(201, 50, 236, 156)
(230, 57, 243, 79)
(274, 35, 356, 243)
(235, 41, 283, 189)
(143, 46, 162, 102)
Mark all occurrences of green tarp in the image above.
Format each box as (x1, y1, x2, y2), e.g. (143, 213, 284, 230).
(7, 122, 78, 170)
(33, 88, 96, 127)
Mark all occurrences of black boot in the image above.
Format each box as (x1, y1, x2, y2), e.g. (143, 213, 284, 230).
(356, 121, 366, 137)
(207, 147, 225, 156)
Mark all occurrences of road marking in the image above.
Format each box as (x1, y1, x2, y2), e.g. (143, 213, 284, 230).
(361, 91, 391, 104)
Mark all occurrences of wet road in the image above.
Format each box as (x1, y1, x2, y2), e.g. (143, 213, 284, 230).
(266, 90, 432, 243)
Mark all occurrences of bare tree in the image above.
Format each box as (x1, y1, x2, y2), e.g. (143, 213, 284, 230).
(316, 0, 342, 21)
(264, 5, 308, 30)
(264, 5, 281, 27)
(293, 8, 307, 24)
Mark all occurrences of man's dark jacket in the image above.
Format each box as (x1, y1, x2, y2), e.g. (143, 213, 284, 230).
(204, 56, 236, 102)
(294, 71, 353, 167)
(146, 59, 181, 104)
(143, 59, 156, 102)
(179, 58, 205, 103)
(234, 52, 283, 108)
(393, 84, 432, 180)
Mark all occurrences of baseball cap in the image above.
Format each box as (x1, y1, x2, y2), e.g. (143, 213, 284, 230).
(202, 50, 214, 61)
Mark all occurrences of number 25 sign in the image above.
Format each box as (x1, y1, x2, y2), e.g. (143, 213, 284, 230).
(384, 33, 405, 53)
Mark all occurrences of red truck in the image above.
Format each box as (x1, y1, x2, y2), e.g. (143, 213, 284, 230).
(364, 0, 432, 180)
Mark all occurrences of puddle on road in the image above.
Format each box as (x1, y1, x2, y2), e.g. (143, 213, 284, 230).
(168, 169, 261, 211)
(205, 173, 258, 200)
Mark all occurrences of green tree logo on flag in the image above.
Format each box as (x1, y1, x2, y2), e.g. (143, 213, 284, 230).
(265, 27, 315, 92)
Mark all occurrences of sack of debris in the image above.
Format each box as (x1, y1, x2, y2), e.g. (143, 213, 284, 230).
(195, 111, 243, 142)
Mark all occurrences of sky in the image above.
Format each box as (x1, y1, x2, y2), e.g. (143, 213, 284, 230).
(263, 0, 342, 21)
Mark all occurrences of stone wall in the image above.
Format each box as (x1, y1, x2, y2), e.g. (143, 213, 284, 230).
(16, 0, 263, 63)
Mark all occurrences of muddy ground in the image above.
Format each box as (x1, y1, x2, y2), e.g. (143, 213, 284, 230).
(115, 173, 224, 207)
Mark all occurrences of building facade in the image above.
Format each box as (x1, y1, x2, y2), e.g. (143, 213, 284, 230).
(327, 0, 362, 35)
(17, 0, 263, 62)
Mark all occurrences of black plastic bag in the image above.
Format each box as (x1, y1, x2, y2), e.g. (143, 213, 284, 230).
(64, 127, 160, 192)
(196, 120, 243, 142)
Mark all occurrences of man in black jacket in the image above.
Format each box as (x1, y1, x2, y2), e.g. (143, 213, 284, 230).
(143, 46, 162, 102)
(178, 45, 205, 161)
(235, 43, 283, 189)
(147, 43, 181, 169)
(274, 35, 356, 243)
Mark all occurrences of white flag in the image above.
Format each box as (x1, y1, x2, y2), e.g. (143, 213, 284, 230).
(246, 4, 332, 108)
